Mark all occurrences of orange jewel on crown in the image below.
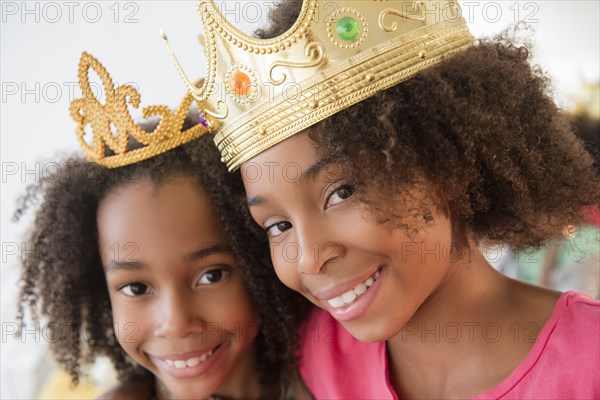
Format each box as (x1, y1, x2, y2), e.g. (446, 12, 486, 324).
(225, 65, 258, 105)
(161, 0, 474, 171)
(231, 70, 251, 96)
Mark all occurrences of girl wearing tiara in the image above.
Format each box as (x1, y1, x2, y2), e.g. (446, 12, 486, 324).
(16, 53, 309, 399)
(181, 0, 600, 397)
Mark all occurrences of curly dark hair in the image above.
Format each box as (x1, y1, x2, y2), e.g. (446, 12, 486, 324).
(573, 113, 600, 168)
(15, 128, 308, 393)
(256, 0, 600, 250)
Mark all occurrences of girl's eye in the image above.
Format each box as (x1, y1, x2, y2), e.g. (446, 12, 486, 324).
(120, 283, 150, 297)
(326, 184, 355, 208)
(266, 221, 292, 238)
(198, 269, 230, 285)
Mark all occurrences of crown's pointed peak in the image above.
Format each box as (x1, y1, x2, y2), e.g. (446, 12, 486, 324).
(199, 0, 318, 52)
(175, 0, 475, 170)
(70, 52, 213, 168)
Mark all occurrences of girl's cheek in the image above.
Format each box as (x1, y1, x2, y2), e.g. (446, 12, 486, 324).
(272, 263, 301, 291)
(110, 299, 137, 325)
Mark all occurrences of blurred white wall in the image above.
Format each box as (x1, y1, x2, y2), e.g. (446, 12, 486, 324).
(1, 1, 599, 398)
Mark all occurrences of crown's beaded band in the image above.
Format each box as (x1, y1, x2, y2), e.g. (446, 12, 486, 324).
(164, 0, 474, 171)
(218, 22, 473, 170)
(70, 52, 215, 168)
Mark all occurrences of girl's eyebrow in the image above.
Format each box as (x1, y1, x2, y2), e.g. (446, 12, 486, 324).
(301, 158, 329, 183)
(246, 158, 332, 207)
(105, 260, 144, 273)
(247, 195, 264, 207)
(184, 243, 232, 262)
(105, 244, 231, 272)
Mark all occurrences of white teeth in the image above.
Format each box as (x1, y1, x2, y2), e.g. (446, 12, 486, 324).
(186, 357, 200, 367)
(164, 347, 217, 369)
(327, 269, 382, 309)
(341, 290, 357, 304)
(329, 296, 346, 308)
(355, 283, 367, 295)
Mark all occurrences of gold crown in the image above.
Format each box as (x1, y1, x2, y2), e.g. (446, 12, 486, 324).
(163, 0, 474, 171)
(70, 52, 216, 168)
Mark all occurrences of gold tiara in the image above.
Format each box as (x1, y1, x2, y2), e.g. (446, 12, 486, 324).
(163, 0, 474, 171)
(69, 52, 217, 168)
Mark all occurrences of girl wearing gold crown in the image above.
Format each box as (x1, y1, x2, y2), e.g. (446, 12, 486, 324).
(15, 52, 310, 399)
(163, 0, 600, 398)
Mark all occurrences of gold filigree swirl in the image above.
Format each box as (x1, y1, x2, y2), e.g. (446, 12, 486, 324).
(69, 52, 212, 168)
(269, 42, 326, 85)
(379, 2, 426, 32)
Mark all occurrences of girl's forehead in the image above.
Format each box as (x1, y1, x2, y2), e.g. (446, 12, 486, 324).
(249, 131, 315, 163)
(241, 132, 320, 188)
(97, 177, 227, 250)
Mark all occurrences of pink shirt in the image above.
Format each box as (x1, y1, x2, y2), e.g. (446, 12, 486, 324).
(297, 291, 600, 399)
(583, 205, 600, 228)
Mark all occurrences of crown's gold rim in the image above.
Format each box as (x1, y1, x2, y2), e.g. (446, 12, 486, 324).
(175, 1, 477, 171)
(216, 20, 474, 171)
(198, 0, 318, 52)
(215, 19, 469, 146)
(94, 123, 209, 168)
(71, 52, 214, 169)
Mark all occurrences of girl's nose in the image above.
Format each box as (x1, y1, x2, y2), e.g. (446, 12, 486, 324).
(153, 289, 205, 339)
(295, 222, 345, 275)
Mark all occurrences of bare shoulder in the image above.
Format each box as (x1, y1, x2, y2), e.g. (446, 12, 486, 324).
(503, 278, 562, 330)
(472, 279, 563, 389)
(97, 379, 154, 400)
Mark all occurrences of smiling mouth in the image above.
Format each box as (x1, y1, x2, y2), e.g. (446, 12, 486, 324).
(163, 343, 223, 369)
(327, 267, 382, 308)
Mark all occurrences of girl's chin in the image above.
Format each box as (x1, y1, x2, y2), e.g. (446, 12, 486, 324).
(158, 379, 220, 400)
(340, 314, 406, 343)
(343, 324, 394, 343)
